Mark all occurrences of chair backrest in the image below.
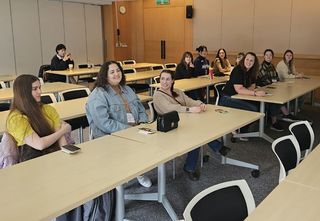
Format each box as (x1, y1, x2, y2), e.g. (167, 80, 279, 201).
(41, 93, 57, 104)
(38, 77, 45, 85)
(183, 179, 255, 221)
(117, 61, 122, 66)
(272, 135, 301, 183)
(0, 102, 11, 111)
(0, 81, 6, 89)
(165, 63, 177, 68)
(123, 60, 136, 65)
(123, 68, 136, 74)
(213, 82, 226, 105)
(148, 101, 158, 123)
(153, 76, 160, 84)
(38, 64, 51, 79)
(152, 65, 164, 70)
(58, 88, 91, 101)
(289, 121, 314, 158)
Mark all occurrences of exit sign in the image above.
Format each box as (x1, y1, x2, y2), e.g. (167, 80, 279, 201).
(156, 0, 170, 5)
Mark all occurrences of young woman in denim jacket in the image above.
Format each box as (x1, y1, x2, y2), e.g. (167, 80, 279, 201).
(86, 61, 152, 189)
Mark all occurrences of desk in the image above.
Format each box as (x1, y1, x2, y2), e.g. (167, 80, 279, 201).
(0, 135, 172, 221)
(150, 75, 230, 103)
(0, 74, 16, 87)
(232, 76, 320, 142)
(285, 144, 320, 190)
(122, 63, 162, 71)
(46, 67, 100, 83)
(112, 105, 263, 221)
(0, 82, 85, 102)
(245, 181, 320, 221)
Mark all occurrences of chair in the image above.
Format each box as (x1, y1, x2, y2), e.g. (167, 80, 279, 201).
(38, 77, 44, 85)
(213, 82, 226, 105)
(77, 64, 95, 83)
(164, 63, 177, 68)
(124, 68, 149, 93)
(183, 179, 255, 221)
(38, 64, 51, 81)
(272, 135, 301, 183)
(151, 65, 164, 70)
(122, 60, 136, 65)
(0, 102, 10, 111)
(58, 88, 91, 143)
(0, 81, 6, 89)
(153, 76, 160, 84)
(41, 93, 57, 104)
(289, 121, 314, 159)
(117, 61, 122, 66)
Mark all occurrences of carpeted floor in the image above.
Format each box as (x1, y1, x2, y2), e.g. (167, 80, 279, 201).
(73, 103, 319, 221)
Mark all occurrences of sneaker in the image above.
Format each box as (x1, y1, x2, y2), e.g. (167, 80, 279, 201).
(183, 167, 200, 181)
(270, 122, 284, 132)
(281, 114, 299, 122)
(219, 146, 231, 156)
(137, 175, 152, 188)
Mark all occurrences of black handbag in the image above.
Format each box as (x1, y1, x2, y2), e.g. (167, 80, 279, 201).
(157, 111, 180, 132)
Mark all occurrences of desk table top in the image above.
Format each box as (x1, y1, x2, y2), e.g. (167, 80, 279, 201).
(46, 67, 100, 76)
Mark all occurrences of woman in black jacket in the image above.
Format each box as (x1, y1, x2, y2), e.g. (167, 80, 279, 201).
(174, 51, 196, 80)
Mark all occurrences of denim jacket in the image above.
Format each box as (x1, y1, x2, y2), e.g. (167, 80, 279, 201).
(86, 85, 148, 138)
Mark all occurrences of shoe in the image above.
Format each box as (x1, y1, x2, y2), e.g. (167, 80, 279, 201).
(137, 175, 152, 188)
(219, 146, 231, 156)
(183, 167, 200, 181)
(281, 114, 299, 122)
(203, 155, 210, 163)
(270, 122, 284, 132)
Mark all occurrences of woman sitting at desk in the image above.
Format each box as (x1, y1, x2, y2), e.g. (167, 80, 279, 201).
(86, 60, 152, 188)
(153, 70, 231, 181)
(6, 74, 71, 161)
(220, 52, 266, 136)
(174, 51, 196, 80)
(212, 48, 231, 76)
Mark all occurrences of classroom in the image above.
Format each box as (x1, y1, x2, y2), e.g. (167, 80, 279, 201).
(1, 0, 320, 221)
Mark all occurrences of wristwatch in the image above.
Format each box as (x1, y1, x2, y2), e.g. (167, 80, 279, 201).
(186, 107, 190, 112)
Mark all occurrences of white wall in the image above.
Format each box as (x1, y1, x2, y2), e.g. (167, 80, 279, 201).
(0, 0, 103, 76)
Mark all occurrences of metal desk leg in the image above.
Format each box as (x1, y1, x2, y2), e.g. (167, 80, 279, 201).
(294, 98, 299, 115)
(311, 90, 315, 106)
(206, 86, 210, 104)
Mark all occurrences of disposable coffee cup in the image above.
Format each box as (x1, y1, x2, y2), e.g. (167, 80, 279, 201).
(68, 64, 74, 70)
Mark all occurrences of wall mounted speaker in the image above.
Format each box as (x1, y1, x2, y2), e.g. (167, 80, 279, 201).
(186, 5, 193, 19)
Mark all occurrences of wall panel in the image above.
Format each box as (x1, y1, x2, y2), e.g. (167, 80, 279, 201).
(253, 0, 291, 53)
(63, 2, 87, 66)
(38, 0, 64, 65)
(0, 0, 15, 75)
(11, 0, 42, 75)
(85, 5, 103, 65)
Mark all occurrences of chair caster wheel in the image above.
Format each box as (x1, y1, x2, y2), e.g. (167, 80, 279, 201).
(251, 170, 260, 178)
(231, 137, 236, 143)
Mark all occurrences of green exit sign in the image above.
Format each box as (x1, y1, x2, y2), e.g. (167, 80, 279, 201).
(156, 0, 170, 5)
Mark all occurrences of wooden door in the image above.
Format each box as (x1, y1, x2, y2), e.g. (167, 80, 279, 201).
(144, 6, 185, 64)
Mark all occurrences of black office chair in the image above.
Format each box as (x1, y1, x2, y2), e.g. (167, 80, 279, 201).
(0, 81, 6, 89)
(122, 60, 136, 65)
(289, 121, 314, 159)
(38, 64, 51, 82)
(124, 68, 149, 93)
(77, 64, 95, 83)
(0, 102, 10, 111)
(40, 93, 57, 104)
(164, 63, 177, 68)
(59, 88, 91, 143)
(272, 135, 301, 183)
(213, 82, 226, 105)
(151, 65, 164, 70)
(183, 179, 255, 221)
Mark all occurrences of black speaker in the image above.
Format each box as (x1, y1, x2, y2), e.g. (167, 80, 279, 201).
(186, 5, 193, 19)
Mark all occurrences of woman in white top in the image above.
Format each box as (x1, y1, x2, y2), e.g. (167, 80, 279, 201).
(276, 49, 302, 80)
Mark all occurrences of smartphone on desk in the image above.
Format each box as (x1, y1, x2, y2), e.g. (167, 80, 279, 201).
(62, 144, 81, 154)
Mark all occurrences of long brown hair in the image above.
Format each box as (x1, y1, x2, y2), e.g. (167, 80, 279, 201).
(159, 69, 178, 97)
(9, 75, 57, 144)
(283, 49, 294, 74)
(179, 51, 194, 69)
(95, 61, 126, 88)
(239, 52, 259, 85)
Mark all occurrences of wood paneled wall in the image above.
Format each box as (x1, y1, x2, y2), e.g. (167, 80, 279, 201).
(0, 0, 103, 76)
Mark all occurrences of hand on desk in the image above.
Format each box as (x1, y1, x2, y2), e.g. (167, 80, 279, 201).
(255, 90, 266, 97)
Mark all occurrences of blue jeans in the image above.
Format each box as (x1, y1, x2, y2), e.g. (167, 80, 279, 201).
(220, 95, 259, 132)
(184, 140, 222, 172)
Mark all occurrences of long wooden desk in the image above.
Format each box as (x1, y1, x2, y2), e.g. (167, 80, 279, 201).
(112, 105, 263, 221)
(0, 94, 152, 135)
(232, 76, 320, 142)
(122, 62, 162, 71)
(45, 67, 100, 83)
(0, 82, 85, 102)
(0, 135, 173, 221)
(150, 75, 230, 103)
(245, 144, 320, 221)
(0, 74, 16, 87)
